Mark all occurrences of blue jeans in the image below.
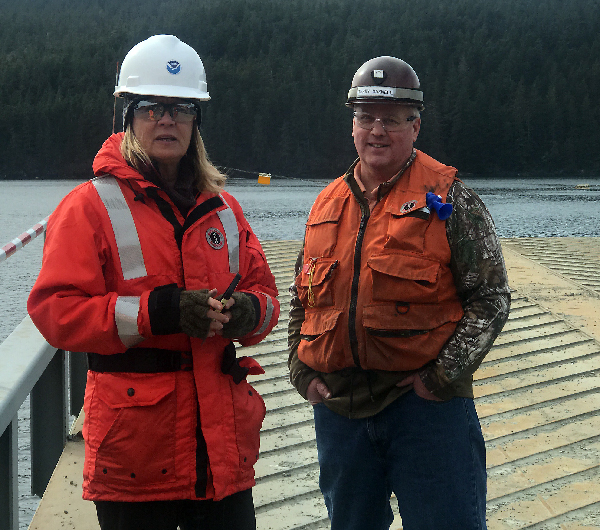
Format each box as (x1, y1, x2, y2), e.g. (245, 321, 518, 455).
(313, 391, 487, 530)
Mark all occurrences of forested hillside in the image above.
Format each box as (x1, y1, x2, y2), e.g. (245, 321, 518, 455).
(1, 0, 599, 179)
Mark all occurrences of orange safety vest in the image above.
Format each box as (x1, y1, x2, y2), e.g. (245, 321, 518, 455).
(296, 150, 464, 373)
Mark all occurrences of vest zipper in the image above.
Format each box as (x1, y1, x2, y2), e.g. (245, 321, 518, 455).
(348, 208, 370, 368)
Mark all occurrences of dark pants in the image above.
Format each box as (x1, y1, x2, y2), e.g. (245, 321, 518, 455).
(314, 392, 488, 530)
(94, 489, 256, 530)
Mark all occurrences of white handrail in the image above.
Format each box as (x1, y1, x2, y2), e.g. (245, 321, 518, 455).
(0, 316, 57, 435)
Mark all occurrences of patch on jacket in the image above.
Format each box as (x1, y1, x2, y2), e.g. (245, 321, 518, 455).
(206, 228, 225, 250)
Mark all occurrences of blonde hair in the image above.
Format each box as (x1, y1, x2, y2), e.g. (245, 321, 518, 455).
(120, 125, 226, 193)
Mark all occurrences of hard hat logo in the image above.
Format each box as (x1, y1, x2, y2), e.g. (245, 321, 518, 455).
(372, 70, 386, 84)
(166, 61, 181, 75)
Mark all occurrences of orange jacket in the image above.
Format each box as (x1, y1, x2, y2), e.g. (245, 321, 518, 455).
(28, 133, 279, 502)
(296, 150, 463, 373)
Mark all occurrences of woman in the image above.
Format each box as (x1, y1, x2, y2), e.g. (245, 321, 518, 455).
(27, 35, 279, 530)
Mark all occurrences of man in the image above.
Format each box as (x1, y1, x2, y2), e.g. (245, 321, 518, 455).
(288, 56, 510, 530)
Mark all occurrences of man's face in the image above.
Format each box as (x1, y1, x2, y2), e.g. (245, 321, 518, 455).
(352, 103, 420, 181)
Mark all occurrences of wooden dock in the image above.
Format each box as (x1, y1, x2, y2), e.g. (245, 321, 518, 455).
(29, 238, 600, 529)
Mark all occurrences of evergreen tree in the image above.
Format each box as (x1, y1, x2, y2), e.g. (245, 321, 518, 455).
(0, 0, 598, 179)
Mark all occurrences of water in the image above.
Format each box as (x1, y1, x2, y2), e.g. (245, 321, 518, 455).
(1, 174, 600, 528)
(3, 175, 600, 343)
(463, 177, 600, 237)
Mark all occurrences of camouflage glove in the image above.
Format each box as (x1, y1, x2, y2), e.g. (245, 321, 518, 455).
(179, 289, 212, 338)
(221, 292, 257, 339)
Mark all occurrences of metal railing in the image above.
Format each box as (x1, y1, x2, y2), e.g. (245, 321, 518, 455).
(0, 317, 87, 530)
(0, 215, 87, 530)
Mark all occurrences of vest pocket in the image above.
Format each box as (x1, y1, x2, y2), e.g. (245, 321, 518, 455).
(299, 309, 347, 372)
(368, 253, 441, 304)
(362, 304, 459, 371)
(87, 372, 177, 486)
(304, 196, 346, 257)
(296, 257, 339, 308)
(304, 221, 339, 257)
(384, 214, 429, 253)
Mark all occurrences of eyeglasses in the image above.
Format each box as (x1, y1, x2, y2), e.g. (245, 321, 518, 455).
(353, 112, 417, 132)
(133, 101, 197, 123)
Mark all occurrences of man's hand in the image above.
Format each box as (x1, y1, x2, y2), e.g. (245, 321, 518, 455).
(306, 377, 332, 405)
(397, 373, 443, 401)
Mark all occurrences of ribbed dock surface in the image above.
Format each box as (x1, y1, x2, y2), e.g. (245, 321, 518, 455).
(480, 238, 600, 530)
(29, 238, 600, 529)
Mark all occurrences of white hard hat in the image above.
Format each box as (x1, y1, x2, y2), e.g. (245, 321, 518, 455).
(114, 35, 210, 100)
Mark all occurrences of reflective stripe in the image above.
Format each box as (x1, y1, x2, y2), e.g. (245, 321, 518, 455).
(115, 296, 143, 347)
(218, 195, 240, 273)
(253, 294, 275, 337)
(93, 176, 147, 280)
(347, 86, 423, 102)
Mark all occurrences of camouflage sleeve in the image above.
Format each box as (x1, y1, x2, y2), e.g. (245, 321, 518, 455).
(419, 180, 511, 395)
(288, 244, 320, 399)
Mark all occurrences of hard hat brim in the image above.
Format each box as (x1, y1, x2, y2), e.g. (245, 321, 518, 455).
(347, 86, 423, 109)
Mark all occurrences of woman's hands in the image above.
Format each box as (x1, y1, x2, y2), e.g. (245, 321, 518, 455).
(179, 288, 231, 338)
(179, 288, 256, 339)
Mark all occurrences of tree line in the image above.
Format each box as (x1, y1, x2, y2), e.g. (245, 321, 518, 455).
(0, 0, 599, 179)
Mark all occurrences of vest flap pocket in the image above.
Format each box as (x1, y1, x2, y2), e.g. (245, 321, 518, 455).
(368, 253, 441, 303)
(298, 258, 339, 287)
(306, 196, 346, 225)
(363, 302, 445, 330)
(384, 215, 429, 253)
(368, 253, 440, 283)
(301, 308, 343, 336)
(96, 372, 176, 409)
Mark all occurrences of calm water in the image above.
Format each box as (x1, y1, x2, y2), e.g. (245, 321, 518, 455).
(1, 174, 600, 527)
(2, 176, 600, 343)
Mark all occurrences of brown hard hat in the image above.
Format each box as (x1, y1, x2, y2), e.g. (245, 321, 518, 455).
(346, 56, 424, 110)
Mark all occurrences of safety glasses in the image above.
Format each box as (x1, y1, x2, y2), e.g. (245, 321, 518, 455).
(133, 100, 197, 123)
(353, 111, 416, 132)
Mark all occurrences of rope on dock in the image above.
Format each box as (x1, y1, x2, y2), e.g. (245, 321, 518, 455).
(0, 216, 49, 263)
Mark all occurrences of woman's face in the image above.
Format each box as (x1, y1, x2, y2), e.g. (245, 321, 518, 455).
(132, 97, 195, 170)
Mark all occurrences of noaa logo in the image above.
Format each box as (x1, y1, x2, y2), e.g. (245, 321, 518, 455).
(206, 228, 225, 250)
(400, 200, 417, 213)
(166, 60, 181, 75)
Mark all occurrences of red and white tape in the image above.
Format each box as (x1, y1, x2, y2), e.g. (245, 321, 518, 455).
(0, 216, 49, 262)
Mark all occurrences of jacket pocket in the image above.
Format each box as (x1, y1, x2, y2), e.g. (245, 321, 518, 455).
(368, 252, 441, 304)
(296, 257, 339, 308)
(230, 380, 266, 475)
(87, 372, 178, 486)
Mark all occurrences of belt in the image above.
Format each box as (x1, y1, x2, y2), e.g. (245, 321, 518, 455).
(87, 348, 192, 373)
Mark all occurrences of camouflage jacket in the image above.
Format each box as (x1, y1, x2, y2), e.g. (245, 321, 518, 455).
(288, 166, 511, 418)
